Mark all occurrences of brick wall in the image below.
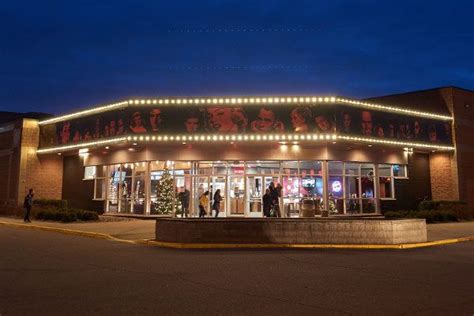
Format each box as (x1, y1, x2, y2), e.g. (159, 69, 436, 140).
(451, 88, 474, 206)
(429, 152, 459, 200)
(365, 87, 474, 206)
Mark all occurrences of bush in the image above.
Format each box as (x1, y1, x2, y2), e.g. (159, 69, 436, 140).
(418, 200, 467, 211)
(384, 209, 458, 223)
(35, 208, 98, 222)
(68, 208, 99, 221)
(33, 199, 68, 210)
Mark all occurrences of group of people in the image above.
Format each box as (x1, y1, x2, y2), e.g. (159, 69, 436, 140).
(262, 182, 283, 218)
(198, 189, 223, 218)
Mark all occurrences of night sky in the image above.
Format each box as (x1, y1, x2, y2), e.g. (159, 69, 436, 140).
(1, 0, 473, 115)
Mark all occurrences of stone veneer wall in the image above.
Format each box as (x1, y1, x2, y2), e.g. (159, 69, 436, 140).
(155, 218, 427, 245)
(18, 119, 63, 204)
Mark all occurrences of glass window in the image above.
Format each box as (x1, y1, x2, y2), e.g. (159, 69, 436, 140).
(360, 163, 374, 177)
(281, 161, 299, 176)
(328, 176, 343, 199)
(379, 177, 393, 199)
(301, 176, 323, 198)
(133, 163, 147, 214)
(84, 166, 96, 180)
(94, 178, 105, 200)
(198, 162, 213, 175)
(213, 161, 228, 175)
(393, 164, 407, 178)
(120, 164, 133, 213)
(378, 164, 392, 177)
(360, 176, 375, 198)
(229, 162, 245, 175)
(344, 163, 360, 176)
(246, 161, 280, 175)
(344, 176, 359, 199)
(328, 161, 343, 175)
(300, 161, 322, 177)
(107, 164, 121, 212)
(282, 176, 300, 198)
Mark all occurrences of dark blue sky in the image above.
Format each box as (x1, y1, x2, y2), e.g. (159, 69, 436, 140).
(1, 0, 473, 115)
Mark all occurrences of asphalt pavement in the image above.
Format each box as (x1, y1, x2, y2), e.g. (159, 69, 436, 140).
(1, 226, 473, 315)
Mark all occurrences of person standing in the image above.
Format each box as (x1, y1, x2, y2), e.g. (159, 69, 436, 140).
(179, 188, 190, 218)
(274, 183, 282, 217)
(199, 191, 209, 218)
(213, 189, 222, 218)
(23, 188, 34, 223)
(262, 188, 272, 217)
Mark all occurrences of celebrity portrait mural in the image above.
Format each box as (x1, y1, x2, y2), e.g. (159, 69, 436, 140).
(39, 102, 453, 147)
(250, 107, 285, 132)
(335, 106, 452, 143)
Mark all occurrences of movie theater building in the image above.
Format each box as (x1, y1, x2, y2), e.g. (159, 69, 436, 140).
(3, 87, 473, 217)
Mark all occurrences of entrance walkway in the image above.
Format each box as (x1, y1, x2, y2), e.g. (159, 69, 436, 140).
(0, 216, 473, 243)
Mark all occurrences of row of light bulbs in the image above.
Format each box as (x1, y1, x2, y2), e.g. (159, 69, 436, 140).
(36, 133, 455, 154)
(37, 137, 128, 154)
(335, 98, 452, 120)
(128, 96, 336, 105)
(338, 135, 455, 151)
(126, 133, 338, 142)
(39, 101, 128, 125)
(38, 95, 453, 126)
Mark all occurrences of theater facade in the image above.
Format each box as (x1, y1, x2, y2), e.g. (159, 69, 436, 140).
(14, 87, 467, 218)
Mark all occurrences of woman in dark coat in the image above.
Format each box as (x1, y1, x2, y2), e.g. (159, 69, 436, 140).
(213, 189, 222, 218)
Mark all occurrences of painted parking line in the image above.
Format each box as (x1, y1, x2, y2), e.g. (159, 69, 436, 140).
(1, 220, 473, 250)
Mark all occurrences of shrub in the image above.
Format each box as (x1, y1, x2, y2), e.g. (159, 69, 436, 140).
(60, 211, 78, 223)
(33, 199, 68, 210)
(35, 208, 98, 222)
(384, 211, 407, 219)
(68, 208, 99, 221)
(39, 210, 77, 222)
(385, 209, 458, 223)
(418, 200, 467, 211)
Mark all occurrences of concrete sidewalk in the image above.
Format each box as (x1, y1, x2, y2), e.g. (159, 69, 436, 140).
(0, 216, 155, 240)
(1, 216, 474, 243)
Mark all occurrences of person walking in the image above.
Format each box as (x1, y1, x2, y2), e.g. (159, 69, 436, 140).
(212, 189, 222, 218)
(23, 188, 34, 223)
(269, 182, 281, 218)
(262, 188, 272, 217)
(199, 191, 209, 218)
(275, 183, 282, 217)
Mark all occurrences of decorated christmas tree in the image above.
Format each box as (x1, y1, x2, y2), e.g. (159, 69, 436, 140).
(155, 168, 175, 215)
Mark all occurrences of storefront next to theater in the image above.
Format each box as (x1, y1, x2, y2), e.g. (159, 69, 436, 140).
(35, 95, 456, 217)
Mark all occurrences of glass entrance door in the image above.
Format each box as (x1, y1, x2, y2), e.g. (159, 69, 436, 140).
(211, 176, 226, 217)
(194, 176, 210, 217)
(228, 176, 245, 216)
(247, 176, 263, 217)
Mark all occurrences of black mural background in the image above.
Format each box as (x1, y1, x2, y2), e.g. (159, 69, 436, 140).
(39, 104, 453, 147)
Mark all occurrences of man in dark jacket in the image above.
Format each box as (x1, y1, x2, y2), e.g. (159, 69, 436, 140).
(23, 188, 34, 223)
(178, 188, 190, 218)
(262, 188, 272, 217)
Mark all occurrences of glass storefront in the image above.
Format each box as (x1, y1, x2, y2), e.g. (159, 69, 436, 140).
(86, 160, 407, 217)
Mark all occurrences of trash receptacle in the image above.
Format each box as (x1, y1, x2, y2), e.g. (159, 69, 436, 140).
(300, 199, 315, 217)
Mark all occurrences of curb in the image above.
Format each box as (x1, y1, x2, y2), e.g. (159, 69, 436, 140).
(1, 220, 473, 250)
(144, 237, 474, 250)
